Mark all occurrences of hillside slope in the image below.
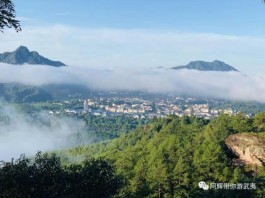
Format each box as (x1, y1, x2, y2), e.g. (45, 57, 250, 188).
(58, 114, 265, 197)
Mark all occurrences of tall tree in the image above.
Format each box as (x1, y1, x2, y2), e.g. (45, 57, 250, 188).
(0, 0, 21, 32)
(0, 152, 123, 198)
(253, 112, 265, 132)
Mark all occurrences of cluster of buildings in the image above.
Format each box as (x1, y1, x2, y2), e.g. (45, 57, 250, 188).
(83, 98, 152, 118)
(82, 96, 235, 119)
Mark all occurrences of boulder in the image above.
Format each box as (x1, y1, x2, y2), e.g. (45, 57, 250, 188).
(225, 133, 265, 166)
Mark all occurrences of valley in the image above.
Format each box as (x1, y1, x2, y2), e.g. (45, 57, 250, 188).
(1, 89, 265, 196)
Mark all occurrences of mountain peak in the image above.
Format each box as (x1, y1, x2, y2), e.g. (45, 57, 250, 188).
(0, 46, 67, 67)
(171, 60, 238, 72)
(15, 46, 30, 53)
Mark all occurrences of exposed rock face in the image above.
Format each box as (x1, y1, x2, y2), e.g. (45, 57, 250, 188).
(225, 133, 265, 166)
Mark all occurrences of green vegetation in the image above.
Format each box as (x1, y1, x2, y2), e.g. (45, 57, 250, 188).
(80, 114, 148, 141)
(0, 152, 123, 198)
(1, 107, 265, 197)
(59, 114, 265, 197)
(209, 100, 265, 115)
(0, 83, 53, 102)
(0, 102, 147, 144)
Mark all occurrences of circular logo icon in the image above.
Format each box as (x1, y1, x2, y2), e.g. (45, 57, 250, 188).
(198, 181, 209, 190)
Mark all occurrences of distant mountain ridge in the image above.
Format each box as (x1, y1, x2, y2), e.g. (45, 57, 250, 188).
(0, 83, 92, 102)
(171, 60, 238, 72)
(0, 83, 53, 102)
(0, 46, 66, 67)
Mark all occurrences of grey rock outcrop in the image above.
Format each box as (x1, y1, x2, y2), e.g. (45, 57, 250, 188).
(225, 133, 265, 166)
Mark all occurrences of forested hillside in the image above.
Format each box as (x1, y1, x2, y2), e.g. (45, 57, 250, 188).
(0, 83, 53, 102)
(59, 114, 265, 197)
(0, 152, 122, 197)
(1, 113, 265, 197)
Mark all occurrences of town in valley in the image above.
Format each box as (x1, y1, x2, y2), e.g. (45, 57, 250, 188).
(46, 91, 258, 119)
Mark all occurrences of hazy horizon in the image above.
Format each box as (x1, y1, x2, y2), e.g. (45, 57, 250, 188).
(1, 63, 265, 103)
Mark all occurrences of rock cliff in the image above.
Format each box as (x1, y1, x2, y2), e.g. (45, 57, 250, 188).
(225, 133, 265, 166)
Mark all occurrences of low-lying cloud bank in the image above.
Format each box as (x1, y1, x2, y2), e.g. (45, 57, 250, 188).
(0, 101, 89, 161)
(1, 63, 265, 102)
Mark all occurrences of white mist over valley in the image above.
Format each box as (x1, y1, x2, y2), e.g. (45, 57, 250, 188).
(0, 63, 265, 102)
(0, 100, 90, 161)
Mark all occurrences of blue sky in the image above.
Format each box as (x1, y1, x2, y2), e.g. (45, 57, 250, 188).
(2, 0, 265, 72)
(13, 0, 265, 35)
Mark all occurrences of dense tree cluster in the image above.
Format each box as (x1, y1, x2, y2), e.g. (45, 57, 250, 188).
(2, 111, 265, 197)
(80, 114, 148, 141)
(62, 113, 265, 197)
(0, 152, 123, 198)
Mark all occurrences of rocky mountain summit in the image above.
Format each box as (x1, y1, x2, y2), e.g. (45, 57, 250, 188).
(225, 133, 265, 166)
(171, 60, 238, 72)
(0, 46, 66, 67)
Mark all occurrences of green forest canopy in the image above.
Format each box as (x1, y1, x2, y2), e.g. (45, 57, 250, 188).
(55, 113, 265, 197)
(1, 113, 264, 197)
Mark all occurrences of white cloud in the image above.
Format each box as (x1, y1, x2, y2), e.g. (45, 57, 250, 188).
(1, 25, 265, 72)
(0, 63, 265, 102)
(0, 101, 90, 161)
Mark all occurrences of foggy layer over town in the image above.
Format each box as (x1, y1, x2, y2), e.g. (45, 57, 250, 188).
(0, 63, 265, 102)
